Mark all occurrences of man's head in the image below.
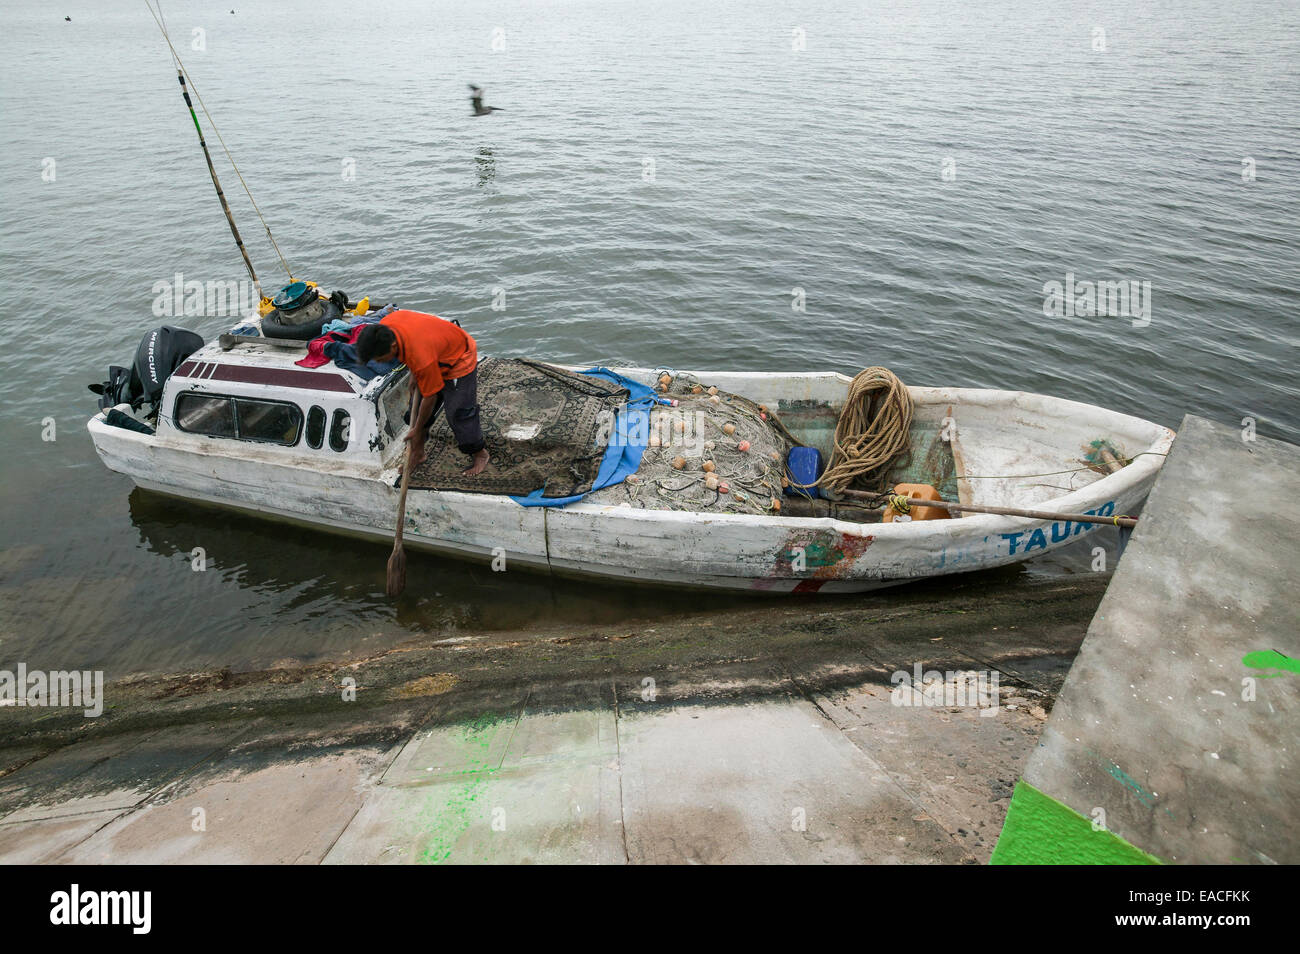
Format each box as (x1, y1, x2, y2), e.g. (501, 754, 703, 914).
(356, 324, 399, 364)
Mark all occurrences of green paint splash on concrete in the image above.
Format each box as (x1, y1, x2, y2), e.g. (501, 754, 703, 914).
(411, 712, 511, 865)
(1241, 649, 1299, 678)
(990, 780, 1163, 865)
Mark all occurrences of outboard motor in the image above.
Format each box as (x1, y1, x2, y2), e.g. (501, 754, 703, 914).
(89, 325, 204, 412)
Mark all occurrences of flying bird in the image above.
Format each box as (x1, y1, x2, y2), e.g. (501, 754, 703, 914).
(468, 84, 504, 117)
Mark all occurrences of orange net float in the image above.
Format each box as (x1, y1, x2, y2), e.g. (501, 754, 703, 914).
(882, 483, 953, 523)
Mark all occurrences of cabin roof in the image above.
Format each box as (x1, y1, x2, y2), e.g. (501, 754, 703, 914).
(174, 340, 370, 397)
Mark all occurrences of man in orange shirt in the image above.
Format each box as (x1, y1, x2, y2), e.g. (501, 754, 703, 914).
(356, 310, 490, 476)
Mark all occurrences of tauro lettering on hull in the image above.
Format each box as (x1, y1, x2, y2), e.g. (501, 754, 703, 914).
(1000, 501, 1116, 555)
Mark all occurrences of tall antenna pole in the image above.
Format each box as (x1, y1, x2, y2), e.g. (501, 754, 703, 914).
(147, 1, 288, 302)
(176, 69, 263, 300)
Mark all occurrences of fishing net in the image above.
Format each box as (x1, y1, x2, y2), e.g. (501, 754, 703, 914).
(408, 358, 628, 496)
(585, 372, 797, 515)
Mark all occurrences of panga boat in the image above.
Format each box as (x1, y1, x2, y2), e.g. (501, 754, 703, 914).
(86, 301, 1175, 594)
(95, 23, 1174, 592)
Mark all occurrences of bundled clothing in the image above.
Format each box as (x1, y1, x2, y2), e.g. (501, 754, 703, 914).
(294, 305, 398, 380)
(295, 325, 398, 380)
(325, 335, 398, 381)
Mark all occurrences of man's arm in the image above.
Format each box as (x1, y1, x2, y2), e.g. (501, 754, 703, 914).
(404, 391, 439, 467)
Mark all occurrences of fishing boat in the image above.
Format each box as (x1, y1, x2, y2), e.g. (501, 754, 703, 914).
(91, 6, 1175, 593)
(86, 310, 1175, 594)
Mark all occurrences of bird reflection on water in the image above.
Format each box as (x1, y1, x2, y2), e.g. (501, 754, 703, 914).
(475, 147, 496, 189)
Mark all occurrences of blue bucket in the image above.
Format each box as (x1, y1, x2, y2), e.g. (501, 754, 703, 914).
(784, 446, 823, 499)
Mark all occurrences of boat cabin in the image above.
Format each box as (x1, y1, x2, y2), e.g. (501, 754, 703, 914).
(157, 336, 412, 472)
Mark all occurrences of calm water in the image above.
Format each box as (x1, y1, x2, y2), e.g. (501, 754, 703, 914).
(1, 0, 1297, 674)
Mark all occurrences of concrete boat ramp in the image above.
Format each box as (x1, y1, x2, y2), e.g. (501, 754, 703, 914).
(1, 416, 1294, 864)
(992, 416, 1298, 864)
(0, 578, 1096, 864)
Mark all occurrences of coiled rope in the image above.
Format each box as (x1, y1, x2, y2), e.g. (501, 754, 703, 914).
(814, 367, 914, 494)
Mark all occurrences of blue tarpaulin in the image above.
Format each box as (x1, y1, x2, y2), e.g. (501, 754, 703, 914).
(511, 368, 667, 508)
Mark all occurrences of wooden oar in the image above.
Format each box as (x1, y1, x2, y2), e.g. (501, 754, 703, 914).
(386, 390, 422, 596)
(839, 489, 1138, 528)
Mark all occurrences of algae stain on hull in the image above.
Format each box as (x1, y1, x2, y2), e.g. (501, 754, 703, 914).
(776, 530, 874, 579)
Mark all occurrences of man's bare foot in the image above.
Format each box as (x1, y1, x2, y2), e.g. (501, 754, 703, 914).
(462, 448, 490, 476)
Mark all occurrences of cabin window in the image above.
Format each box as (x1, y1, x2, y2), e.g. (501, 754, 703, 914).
(174, 392, 302, 446)
(378, 372, 414, 440)
(329, 409, 351, 452)
(234, 398, 302, 446)
(175, 393, 236, 438)
(305, 405, 326, 449)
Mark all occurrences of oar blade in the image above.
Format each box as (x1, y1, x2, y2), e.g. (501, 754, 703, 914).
(386, 542, 407, 597)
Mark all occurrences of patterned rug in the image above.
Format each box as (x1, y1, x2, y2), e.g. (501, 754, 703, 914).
(407, 358, 629, 496)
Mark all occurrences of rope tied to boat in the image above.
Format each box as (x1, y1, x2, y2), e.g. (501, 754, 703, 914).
(886, 493, 912, 516)
(812, 367, 914, 494)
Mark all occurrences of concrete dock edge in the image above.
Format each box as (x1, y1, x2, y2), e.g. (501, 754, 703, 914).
(991, 415, 1299, 864)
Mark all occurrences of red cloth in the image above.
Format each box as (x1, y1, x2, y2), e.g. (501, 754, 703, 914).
(295, 326, 365, 369)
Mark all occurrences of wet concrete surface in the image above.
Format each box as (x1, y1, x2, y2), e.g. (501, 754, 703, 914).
(0, 570, 1109, 863)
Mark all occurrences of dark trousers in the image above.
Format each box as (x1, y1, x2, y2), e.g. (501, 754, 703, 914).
(417, 368, 485, 455)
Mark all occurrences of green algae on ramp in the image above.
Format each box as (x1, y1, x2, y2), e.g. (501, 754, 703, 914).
(416, 773, 492, 865)
(401, 702, 623, 864)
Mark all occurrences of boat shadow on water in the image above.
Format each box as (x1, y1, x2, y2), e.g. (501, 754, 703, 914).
(125, 487, 758, 632)
(122, 485, 1084, 669)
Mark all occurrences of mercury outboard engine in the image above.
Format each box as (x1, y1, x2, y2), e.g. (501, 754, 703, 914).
(89, 325, 204, 412)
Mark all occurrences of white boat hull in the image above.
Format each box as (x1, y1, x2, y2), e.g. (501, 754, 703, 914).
(88, 368, 1175, 594)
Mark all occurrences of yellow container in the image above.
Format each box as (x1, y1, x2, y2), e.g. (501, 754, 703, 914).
(883, 483, 952, 522)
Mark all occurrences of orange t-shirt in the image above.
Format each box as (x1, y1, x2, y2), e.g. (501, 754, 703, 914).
(381, 309, 478, 396)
